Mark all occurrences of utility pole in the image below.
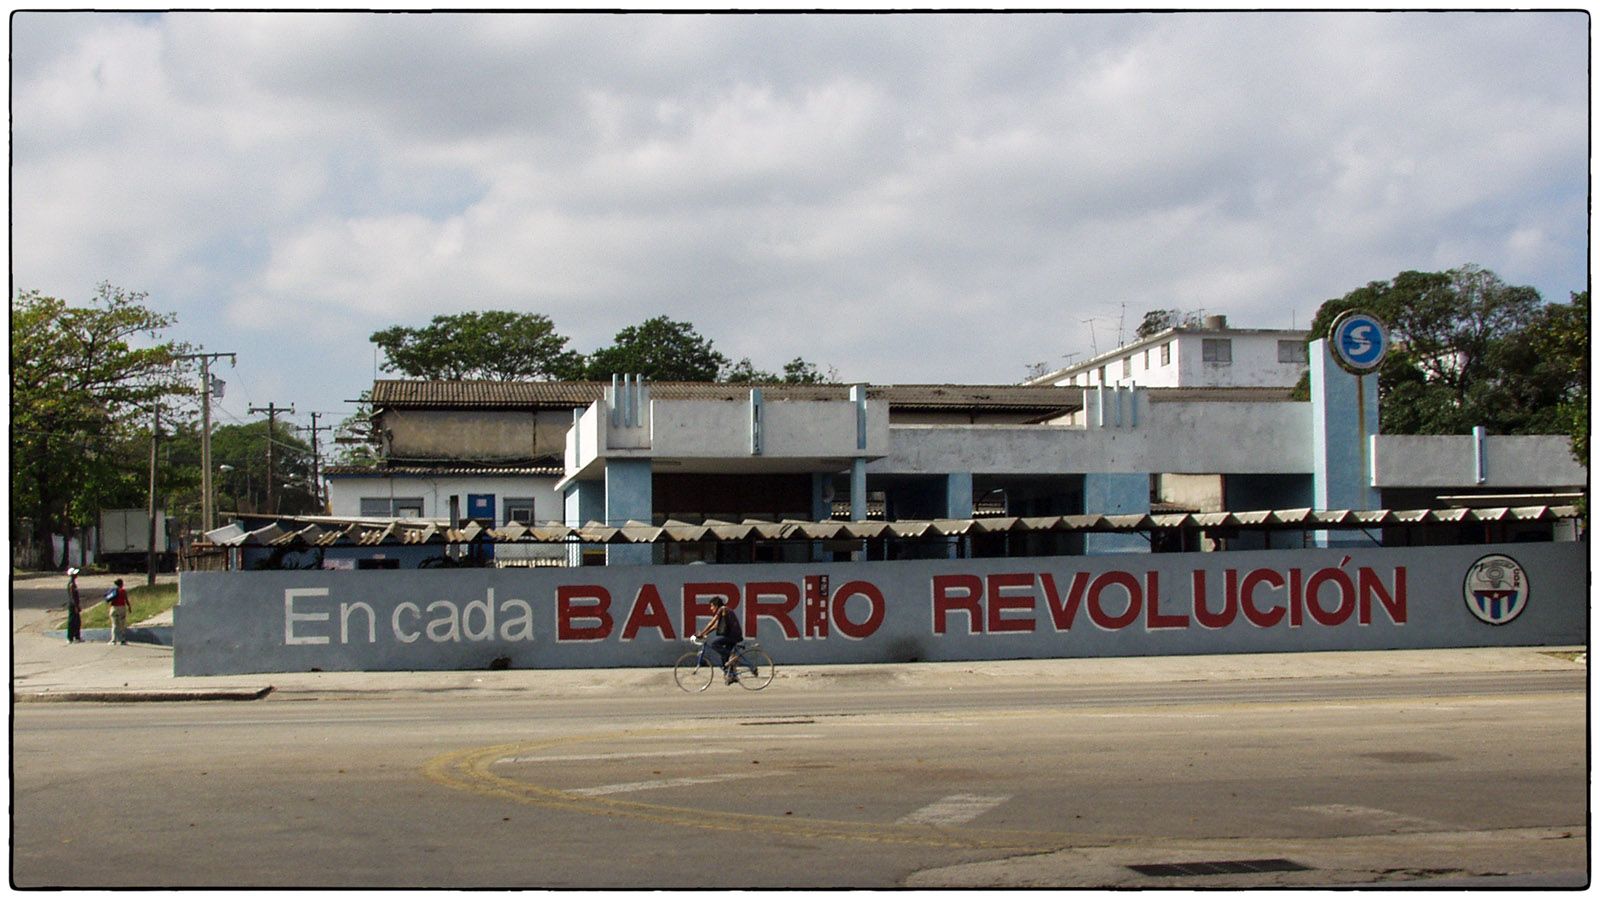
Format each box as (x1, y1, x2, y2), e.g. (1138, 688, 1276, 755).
(249, 402, 295, 515)
(299, 413, 334, 512)
(176, 351, 236, 533)
(146, 402, 160, 586)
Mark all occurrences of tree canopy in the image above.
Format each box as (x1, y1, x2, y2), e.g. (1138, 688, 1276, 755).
(721, 356, 831, 384)
(210, 420, 320, 516)
(1135, 309, 1204, 339)
(1296, 266, 1588, 454)
(373, 310, 835, 385)
(371, 311, 582, 381)
(11, 284, 192, 568)
(582, 316, 728, 382)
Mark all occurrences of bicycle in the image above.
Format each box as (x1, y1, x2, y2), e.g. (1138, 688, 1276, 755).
(674, 636, 775, 692)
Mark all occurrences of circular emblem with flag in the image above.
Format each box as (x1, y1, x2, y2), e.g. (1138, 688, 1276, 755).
(1463, 554, 1529, 625)
(1329, 310, 1389, 373)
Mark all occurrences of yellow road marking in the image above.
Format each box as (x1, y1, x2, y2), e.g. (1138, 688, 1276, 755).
(423, 726, 1076, 851)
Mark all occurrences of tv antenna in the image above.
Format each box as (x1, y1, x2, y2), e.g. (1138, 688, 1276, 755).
(1080, 318, 1101, 356)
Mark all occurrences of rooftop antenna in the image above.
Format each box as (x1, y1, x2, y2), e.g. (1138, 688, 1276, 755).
(1080, 318, 1100, 356)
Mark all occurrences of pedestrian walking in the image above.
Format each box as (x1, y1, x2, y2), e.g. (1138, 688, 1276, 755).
(105, 578, 130, 645)
(65, 568, 83, 643)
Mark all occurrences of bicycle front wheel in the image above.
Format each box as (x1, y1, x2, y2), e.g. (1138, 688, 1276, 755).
(735, 648, 775, 691)
(673, 651, 716, 692)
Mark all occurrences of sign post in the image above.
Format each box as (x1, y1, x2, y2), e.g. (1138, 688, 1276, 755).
(1327, 311, 1390, 497)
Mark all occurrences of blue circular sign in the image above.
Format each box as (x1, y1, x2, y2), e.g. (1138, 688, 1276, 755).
(1330, 311, 1389, 372)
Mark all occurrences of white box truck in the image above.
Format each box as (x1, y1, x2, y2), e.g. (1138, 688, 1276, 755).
(98, 508, 174, 572)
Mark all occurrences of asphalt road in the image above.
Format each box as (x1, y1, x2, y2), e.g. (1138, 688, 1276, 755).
(11, 666, 1587, 889)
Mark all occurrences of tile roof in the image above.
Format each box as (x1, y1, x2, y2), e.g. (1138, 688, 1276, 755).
(323, 463, 565, 478)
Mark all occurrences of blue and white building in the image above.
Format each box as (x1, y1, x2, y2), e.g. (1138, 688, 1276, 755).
(319, 328, 1585, 568)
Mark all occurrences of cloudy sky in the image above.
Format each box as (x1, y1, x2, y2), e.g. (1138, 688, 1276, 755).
(10, 10, 1589, 436)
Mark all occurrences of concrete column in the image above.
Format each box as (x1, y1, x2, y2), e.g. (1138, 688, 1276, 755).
(945, 472, 974, 558)
(1083, 472, 1150, 555)
(945, 472, 974, 520)
(849, 458, 868, 561)
(849, 458, 867, 521)
(563, 480, 605, 567)
(604, 459, 653, 566)
(1311, 338, 1380, 547)
(811, 473, 833, 521)
(809, 473, 833, 561)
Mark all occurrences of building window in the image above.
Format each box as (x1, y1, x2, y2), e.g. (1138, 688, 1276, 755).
(1097, 365, 1107, 384)
(1143, 349, 1150, 370)
(1278, 340, 1309, 364)
(1122, 356, 1133, 378)
(1160, 342, 1171, 366)
(504, 498, 535, 525)
(359, 497, 425, 517)
(1202, 338, 1233, 364)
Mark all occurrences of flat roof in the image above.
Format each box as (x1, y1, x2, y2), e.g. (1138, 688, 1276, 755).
(368, 379, 1295, 414)
(369, 380, 1092, 414)
(1025, 325, 1309, 386)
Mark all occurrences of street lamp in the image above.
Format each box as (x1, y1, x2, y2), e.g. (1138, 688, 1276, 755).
(216, 465, 235, 524)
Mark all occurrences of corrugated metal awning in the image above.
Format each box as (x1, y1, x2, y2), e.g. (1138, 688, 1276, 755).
(209, 505, 1581, 549)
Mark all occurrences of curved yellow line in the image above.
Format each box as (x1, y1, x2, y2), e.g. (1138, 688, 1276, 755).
(424, 728, 1077, 851)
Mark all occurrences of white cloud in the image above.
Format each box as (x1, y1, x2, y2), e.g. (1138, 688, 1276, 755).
(9, 10, 1588, 409)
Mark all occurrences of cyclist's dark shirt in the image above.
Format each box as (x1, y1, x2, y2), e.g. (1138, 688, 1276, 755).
(716, 608, 742, 640)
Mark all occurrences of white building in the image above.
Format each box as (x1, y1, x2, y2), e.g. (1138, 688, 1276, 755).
(1026, 315, 1309, 390)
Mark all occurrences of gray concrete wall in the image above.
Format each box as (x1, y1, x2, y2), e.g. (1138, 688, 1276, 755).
(882, 400, 1312, 477)
(175, 541, 1585, 676)
(1373, 433, 1587, 488)
(384, 409, 571, 460)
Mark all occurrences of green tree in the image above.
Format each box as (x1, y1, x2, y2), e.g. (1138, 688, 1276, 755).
(1523, 290, 1589, 466)
(371, 311, 583, 381)
(1297, 266, 1588, 446)
(331, 389, 381, 468)
(211, 420, 319, 516)
(1135, 309, 1202, 339)
(721, 356, 834, 384)
(11, 284, 191, 569)
(583, 316, 728, 382)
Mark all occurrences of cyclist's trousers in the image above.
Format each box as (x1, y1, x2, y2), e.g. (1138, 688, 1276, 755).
(707, 636, 739, 670)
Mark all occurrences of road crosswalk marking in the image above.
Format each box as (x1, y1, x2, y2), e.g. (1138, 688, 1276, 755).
(1296, 803, 1450, 832)
(567, 772, 766, 797)
(497, 748, 740, 764)
(896, 794, 1011, 826)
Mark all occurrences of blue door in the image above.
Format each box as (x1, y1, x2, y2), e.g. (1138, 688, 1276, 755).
(467, 493, 495, 524)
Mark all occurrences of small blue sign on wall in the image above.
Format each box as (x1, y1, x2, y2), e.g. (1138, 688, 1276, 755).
(467, 493, 495, 523)
(1329, 311, 1389, 373)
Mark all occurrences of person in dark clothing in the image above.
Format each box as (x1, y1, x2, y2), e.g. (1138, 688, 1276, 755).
(695, 597, 744, 684)
(65, 568, 83, 643)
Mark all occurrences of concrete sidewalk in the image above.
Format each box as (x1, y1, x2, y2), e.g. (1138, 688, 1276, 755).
(9, 578, 1587, 702)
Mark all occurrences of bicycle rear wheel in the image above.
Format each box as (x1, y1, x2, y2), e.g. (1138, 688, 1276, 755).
(734, 648, 774, 690)
(673, 651, 715, 692)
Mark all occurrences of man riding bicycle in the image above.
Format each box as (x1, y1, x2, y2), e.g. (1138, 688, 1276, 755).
(695, 597, 744, 685)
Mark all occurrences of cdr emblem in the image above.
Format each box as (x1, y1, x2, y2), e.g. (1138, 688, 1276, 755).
(1463, 554, 1529, 625)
